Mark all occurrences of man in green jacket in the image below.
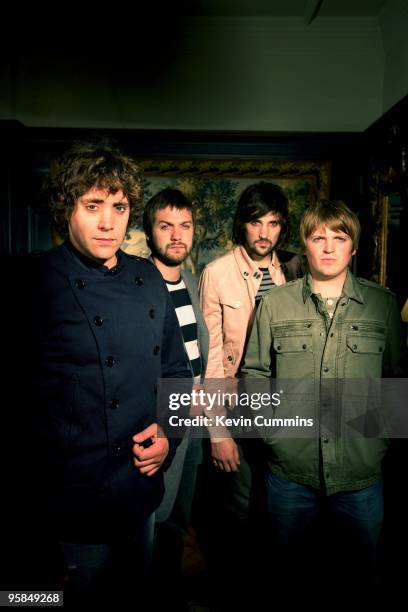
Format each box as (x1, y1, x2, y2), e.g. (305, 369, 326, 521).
(242, 200, 403, 588)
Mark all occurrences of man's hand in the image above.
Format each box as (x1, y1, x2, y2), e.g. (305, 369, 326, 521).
(132, 423, 169, 477)
(211, 438, 240, 473)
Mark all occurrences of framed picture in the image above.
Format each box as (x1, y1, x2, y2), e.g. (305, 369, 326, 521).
(122, 158, 331, 274)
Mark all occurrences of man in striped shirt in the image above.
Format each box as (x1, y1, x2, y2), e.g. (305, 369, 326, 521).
(143, 188, 209, 597)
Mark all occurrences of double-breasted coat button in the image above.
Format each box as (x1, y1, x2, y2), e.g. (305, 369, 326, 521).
(135, 277, 143, 285)
(153, 345, 160, 355)
(74, 279, 85, 289)
(149, 308, 155, 319)
(105, 356, 116, 367)
(93, 316, 103, 327)
(109, 399, 119, 410)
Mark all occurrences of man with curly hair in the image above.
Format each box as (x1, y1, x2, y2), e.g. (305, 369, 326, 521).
(24, 141, 191, 605)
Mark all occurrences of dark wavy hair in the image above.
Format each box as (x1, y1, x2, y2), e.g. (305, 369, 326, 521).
(143, 188, 195, 243)
(44, 140, 143, 239)
(232, 181, 290, 249)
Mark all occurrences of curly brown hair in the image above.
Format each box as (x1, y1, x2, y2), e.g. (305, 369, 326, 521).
(44, 140, 143, 239)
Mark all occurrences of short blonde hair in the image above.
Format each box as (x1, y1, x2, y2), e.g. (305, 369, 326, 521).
(299, 200, 361, 251)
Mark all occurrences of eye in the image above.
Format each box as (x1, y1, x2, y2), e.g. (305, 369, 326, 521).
(250, 221, 259, 227)
(115, 204, 128, 213)
(86, 204, 98, 211)
(269, 221, 280, 227)
(181, 223, 192, 230)
(312, 236, 324, 242)
(335, 236, 347, 241)
(159, 224, 170, 230)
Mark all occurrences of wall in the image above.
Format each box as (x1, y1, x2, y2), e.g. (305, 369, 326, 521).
(0, 16, 384, 132)
(380, 0, 408, 113)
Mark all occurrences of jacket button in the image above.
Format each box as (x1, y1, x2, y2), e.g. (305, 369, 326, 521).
(112, 444, 121, 455)
(323, 366, 329, 373)
(277, 345, 281, 351)
(93, 316, 103, 327)
(379, 346, 383, 352)
(329, 332, 334, 337)
(227, 355, 233, 362)
(302, 344, 307, 350)
(323, 438, 329, 443)
(352, 344, 357, 350)
(351, 325, 359, 330)
(74, 279, 85, 289)
(135, 277, 143, 285)
(243, 271, 249, 277)
(109, 399, 119, 410)
(153, 345, 160, 355)
(149, 308, 155, 319)
(305, 323, 312, 328)
(105, 356, 116, 367)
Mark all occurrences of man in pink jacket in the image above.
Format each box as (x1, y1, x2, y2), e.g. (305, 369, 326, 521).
(199, 181, 303, 519)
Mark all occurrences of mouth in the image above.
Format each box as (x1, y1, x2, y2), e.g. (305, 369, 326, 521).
(94, 238, 116, 245)
(167, 244, 186, 250)
(256, 241, 271, 247)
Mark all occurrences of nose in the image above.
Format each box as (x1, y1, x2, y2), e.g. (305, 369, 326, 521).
(323, 239, 335, 253)
(170, 225, 182, 241)
(259, 223, 269, 239)
(98, 208, 114, 231)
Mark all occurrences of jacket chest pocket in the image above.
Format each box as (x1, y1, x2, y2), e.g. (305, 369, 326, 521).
(345, 333, 386, 377)
(272, 334, 314, 378)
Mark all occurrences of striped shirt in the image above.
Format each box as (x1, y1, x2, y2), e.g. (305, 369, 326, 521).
(166, 277, 202, 382)
(255, 267, 276, 303)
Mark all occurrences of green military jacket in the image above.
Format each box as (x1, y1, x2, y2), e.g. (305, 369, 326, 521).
(242, 270, 403, 494)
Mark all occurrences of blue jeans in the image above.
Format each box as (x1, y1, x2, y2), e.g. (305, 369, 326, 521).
(265, 472, 383, 553)
(61, 513, 155, 606)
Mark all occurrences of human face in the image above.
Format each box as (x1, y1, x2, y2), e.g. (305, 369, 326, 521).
(68, 187, 130, 268)
(305, 225, 356, 282)
(243, 212, 282, 262)
(150, 206, 194, 266)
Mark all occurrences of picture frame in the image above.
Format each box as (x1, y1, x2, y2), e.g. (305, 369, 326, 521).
(121, 158, 332, 274)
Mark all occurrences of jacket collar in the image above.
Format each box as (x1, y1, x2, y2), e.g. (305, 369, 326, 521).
(302, 268, 364, 304)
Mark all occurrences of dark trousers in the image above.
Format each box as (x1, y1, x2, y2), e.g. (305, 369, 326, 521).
(61, 514, 155, 608)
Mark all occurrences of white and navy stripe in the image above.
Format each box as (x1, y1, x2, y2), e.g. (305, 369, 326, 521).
(255, 267, 276, 303)
(166, 277, 202, 382)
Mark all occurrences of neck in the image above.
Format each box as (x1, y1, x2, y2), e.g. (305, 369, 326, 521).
(312, 273, 346, 298)
(152, 256, 181, 282)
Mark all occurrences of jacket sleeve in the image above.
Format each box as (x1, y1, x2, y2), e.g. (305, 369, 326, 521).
(199, 265, 225, 379)
(383, 293, 405, 377)
(241, 296, 273, 379)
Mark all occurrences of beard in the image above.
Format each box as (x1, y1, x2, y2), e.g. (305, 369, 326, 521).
(248, 239, 274, 258)
(150, 239, 192, 267)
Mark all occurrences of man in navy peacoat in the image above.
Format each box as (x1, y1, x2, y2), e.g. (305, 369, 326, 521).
(25, 141, 191, 605)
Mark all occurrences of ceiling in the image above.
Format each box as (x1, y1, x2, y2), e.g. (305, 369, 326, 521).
(188, 0, 386, 18)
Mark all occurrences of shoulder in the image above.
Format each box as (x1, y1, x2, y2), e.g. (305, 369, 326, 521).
(122, 252, 160, 275)
(181, 268, 198, 287)
(356, 277, 396, 299)
(276, 249, 300, 264)
(263, 277, 303, 300)
(277, 250, 305, 276)
(204, 249, 236, 270)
